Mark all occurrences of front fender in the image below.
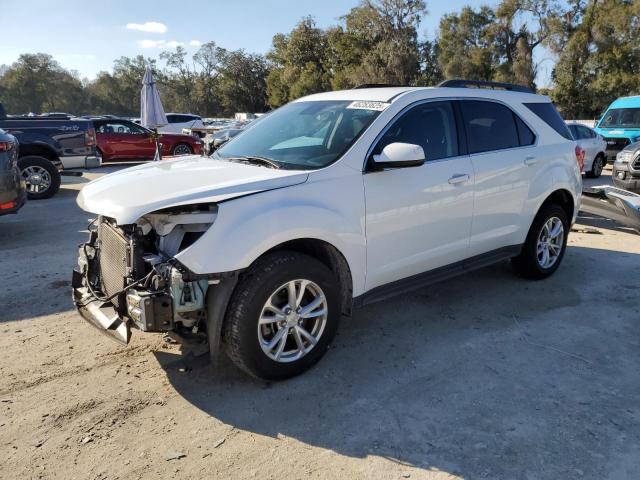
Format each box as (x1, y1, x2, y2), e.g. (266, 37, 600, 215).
(175, 169, 367, 295)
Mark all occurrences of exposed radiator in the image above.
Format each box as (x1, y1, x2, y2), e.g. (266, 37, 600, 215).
(97, 220, 131, 310)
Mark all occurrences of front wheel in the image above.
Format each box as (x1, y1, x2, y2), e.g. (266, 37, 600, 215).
(223, 252, 341, 380)
(512, 204, 569, 279)
(18, 156, 61, 200)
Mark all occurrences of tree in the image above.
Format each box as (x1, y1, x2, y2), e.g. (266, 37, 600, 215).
(415, 39, 443, 86)
(0, 53, 85, 114)
(328, 0, 427, 87)
(217, 50, 269, 114)
(550, 0, 640, 118)
(437, 6, 498, 81)
(84, 55, 159, 116)
(266, 17, 332, 107)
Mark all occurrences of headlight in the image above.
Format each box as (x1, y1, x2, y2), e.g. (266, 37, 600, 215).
(616, 151, 633, 163)
(137, 205, 218, 257)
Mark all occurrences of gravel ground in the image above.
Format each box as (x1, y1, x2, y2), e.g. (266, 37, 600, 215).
(0, 165, 638, 480)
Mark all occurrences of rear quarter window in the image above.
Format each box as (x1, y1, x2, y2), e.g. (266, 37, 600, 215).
(460, 100, 520, 154)
(524, 102, 573, 140)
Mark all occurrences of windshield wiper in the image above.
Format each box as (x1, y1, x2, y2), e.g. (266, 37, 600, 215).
(226, 155, 282, 169)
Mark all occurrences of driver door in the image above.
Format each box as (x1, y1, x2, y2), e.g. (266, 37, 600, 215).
(363, 101, 475, 292)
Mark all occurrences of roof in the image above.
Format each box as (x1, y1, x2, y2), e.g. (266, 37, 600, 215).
(296, 86, 548, 104)
(609, 96, 640, 108)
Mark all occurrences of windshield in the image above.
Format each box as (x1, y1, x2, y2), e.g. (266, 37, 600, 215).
(214, 100, 383, 169)
(599, 108, 640, 128)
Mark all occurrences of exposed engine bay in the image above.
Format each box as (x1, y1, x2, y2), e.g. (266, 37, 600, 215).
(72, 204, 219, 343)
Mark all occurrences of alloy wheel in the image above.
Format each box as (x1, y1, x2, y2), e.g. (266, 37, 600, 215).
(536, 217, 564, 269)
(593, 157, 603, 176)
(22, 166, 52, 194)
(173, 144, 191, 155)
(257, 279, 328, 363)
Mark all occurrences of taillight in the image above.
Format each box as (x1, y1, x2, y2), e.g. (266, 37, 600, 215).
(575, 145, 585, 171)
(85, 128, 96, 147)
(0, 141, 13, 152)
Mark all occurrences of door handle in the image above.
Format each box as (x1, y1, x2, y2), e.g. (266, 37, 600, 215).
(524, 156, 537, 166)
(448, 173, 470, 185)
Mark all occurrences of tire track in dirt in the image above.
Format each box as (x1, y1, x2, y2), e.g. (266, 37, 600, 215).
(0, 341, 168, 396)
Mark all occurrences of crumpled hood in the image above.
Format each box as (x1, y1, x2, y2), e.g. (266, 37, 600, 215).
(77, 155, 308, 224)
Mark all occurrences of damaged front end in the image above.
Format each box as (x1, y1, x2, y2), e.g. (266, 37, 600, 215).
(72, 204, 221, 344)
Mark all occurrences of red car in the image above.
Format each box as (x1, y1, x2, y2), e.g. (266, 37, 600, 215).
(93, 118, 203, 162)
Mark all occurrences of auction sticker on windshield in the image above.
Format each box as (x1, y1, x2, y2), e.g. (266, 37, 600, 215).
(347, 101, 390, 111)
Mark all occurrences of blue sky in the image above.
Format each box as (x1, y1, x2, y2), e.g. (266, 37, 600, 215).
(0, 0, 555, 86)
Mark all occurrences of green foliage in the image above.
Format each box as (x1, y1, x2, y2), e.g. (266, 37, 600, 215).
(550, 0, 640, 118)
(266, 17, 332, 107)
(0, 53, 85, 114)
(0, 0, 638, 117)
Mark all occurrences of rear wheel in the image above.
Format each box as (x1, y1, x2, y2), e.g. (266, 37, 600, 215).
(512, 204, 569, 279)
(223, 252, 341, 380)
(586, 154, 604, 178)
(172, 143, 192, 156)
(18, 156, 61, 200)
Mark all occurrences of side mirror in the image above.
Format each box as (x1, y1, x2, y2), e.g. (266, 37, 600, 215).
(371, 142, 425, 170)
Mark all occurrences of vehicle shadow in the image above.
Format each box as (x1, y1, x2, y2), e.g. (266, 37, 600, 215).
(576, 213, 639, 235)
(155, 245, 640, 478)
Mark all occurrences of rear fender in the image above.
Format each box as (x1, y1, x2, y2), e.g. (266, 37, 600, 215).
(522, 148, 581, 234)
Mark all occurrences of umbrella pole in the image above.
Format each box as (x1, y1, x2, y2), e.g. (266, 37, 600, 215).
(153, 128, 162, 161)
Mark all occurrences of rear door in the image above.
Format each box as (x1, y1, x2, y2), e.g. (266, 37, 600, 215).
(459, 99, 537, 256)
(364, 100, 475, 291)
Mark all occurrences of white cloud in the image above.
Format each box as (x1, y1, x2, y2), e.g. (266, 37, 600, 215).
(126, 21, 167, 33)
(139, 39, 166, 49)
(138, 39, 186, 49)
(189, 40, 202, 47)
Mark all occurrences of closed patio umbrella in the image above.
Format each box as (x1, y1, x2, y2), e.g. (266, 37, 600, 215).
(140, 65, 167, 161)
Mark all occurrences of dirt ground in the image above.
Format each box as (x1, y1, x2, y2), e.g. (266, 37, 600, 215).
(1, 166, 639, 480)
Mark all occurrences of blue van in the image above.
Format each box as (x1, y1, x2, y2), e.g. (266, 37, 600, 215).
(593, 95, 640, 162)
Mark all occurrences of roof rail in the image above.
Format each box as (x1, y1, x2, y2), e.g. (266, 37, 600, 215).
(354, 83, 404, 89)
(437, 79, 534, 94)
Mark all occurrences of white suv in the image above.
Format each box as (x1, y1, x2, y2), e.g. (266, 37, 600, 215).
(72, 80, 582, 380)
(158, 113, 204, 134)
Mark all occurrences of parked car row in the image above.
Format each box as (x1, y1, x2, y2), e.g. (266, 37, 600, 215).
(0, 104, 203, 200)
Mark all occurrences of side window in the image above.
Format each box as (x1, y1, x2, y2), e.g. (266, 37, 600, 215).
(568, 124, 579, 140)
(578, 125, 594, 139)
(166, 115, 178, 124)
(524, 102, 573, 140)
(461, 100, 519, 153)
(515, 115, 536, 146)
(374, 101, 458, 161)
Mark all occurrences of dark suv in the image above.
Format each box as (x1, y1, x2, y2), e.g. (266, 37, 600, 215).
(0, 128, 26, 215)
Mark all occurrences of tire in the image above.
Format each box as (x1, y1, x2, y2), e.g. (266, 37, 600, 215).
(511, 204, 569, 280)
(586, 154, 604, 178)
(18, 156, 61, 200)
(171, 143, 193, 156)
(223, 251, 341, 380)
